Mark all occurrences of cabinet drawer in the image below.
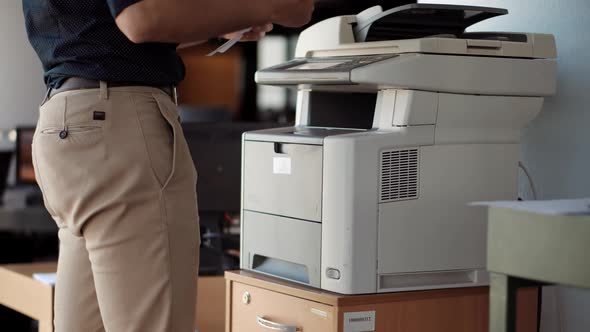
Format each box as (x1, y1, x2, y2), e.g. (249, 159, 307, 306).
(230, 282, 334, 332)
(243, 141, 322, 222)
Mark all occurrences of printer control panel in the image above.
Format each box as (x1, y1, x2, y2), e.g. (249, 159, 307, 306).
(281, 55, 396, 72)
(255, 55, 397, 85)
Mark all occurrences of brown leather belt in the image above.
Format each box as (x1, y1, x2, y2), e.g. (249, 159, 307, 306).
(47, 77, 177, 103)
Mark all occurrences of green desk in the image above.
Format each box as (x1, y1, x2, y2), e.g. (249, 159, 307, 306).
(486, 206, 590, 332)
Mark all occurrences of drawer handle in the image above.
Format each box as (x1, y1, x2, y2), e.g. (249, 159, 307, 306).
(256, 316, 300, 332)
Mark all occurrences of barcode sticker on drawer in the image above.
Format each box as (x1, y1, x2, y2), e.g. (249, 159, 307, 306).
(273, 157, 291, 175)
(344, 311, 375, 332)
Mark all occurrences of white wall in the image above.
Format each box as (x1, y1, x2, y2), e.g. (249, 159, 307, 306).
(0, 1, 46, 135)
(420, 0, 590, 331)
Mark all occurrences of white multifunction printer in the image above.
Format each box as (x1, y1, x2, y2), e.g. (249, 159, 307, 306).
(240, 4, 557, 294)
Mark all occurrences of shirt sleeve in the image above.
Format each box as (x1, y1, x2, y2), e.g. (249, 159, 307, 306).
(106, 0, 143, 18)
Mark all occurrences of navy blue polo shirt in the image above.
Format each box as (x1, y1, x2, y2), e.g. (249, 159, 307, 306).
(22, 0, 185, 88)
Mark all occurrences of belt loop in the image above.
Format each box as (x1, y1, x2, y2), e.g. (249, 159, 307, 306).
(99, 81, 109, 100)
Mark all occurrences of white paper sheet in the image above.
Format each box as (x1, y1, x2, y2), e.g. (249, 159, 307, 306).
(207, 28, 252, 56)
(471, 198, 590, 216)
(33, 272, 57, 286)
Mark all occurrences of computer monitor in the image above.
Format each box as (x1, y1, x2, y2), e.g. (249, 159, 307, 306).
(15, 127, 36, 185)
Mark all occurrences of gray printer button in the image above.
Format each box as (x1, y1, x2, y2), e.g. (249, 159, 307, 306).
(326, 268, 341, 280)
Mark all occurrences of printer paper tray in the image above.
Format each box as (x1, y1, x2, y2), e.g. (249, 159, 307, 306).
(241, 210, 322, 288)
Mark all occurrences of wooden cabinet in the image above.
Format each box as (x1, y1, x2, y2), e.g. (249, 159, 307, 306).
(225, 270, 538, 332)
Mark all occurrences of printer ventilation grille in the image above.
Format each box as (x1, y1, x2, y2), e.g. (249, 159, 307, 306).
(380, 148, 419, 203)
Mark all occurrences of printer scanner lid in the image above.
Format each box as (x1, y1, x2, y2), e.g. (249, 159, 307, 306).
(355, 4, 507, 42)
(294, 4, 556, 59)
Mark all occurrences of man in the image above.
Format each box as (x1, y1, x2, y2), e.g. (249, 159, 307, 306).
(22, 1, 314, 331)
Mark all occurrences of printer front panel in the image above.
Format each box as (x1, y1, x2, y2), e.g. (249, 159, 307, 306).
(240, 107, 344, 287)
(240, 89, 383, 290)
(240, 137, 325, 287)
(243, 140, 323, 222)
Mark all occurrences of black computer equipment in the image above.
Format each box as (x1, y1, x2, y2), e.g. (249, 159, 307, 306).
(15, 127, 36, 185)
(275, 0, 418, 33)
(179, 105, 232, 123)
(182, 121, 279, 213)
(14, 127, 46, 206)
(0, 151, 12, 205)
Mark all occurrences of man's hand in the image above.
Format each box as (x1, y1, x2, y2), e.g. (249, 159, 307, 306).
(271, 0, 315, 27)
(223, 24, 274, 42)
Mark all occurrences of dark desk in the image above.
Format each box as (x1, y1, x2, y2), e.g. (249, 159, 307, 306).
(0, 192, 58, 331)
(0, 207, 57, 234)
(1, 187, 56, 234)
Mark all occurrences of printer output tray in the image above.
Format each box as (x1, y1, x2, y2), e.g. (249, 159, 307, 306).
(242, 210, 322, 287)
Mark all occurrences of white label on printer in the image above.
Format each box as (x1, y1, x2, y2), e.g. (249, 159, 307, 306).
(273, 157, 291, 175)
(344, 311, 375, 332)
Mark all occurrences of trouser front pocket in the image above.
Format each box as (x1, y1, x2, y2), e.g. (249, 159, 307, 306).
(134, 93, 176, 189)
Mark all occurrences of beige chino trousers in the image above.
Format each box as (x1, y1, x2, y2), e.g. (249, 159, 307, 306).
(32, 83, 200, 332)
